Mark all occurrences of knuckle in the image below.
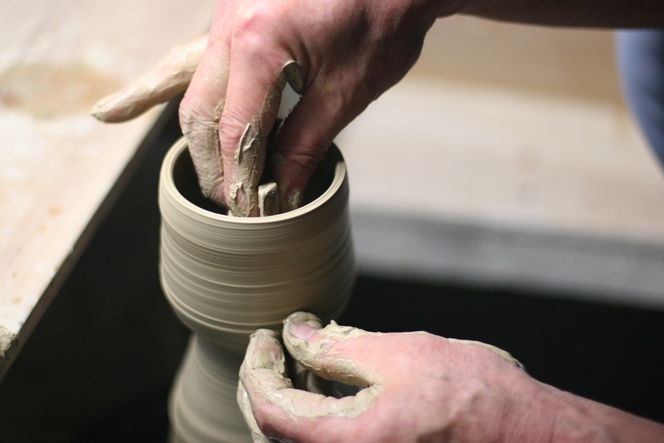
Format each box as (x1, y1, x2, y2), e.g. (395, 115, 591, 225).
(251, 405, 274, 433)
(233, 2, 278, 38)
(231, 2, 285, 61)
(178, 101, 196, 129)
(179, 97, 220, 134)
(218, 111, 246, 148)
(178, 100, 193, 126)
(281, 141, 329, 173)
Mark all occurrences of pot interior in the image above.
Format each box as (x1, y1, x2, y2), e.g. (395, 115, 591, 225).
(172, 144, 340, 215)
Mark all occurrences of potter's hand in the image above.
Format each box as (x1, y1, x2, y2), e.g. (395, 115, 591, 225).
(93, 0, 456, 215)
(239, 312, 664, 443)
(237, 312, 528, 443)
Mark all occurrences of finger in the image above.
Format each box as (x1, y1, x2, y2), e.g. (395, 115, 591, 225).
(238, 329, 289, 443)
(219, 17, 303, 216)
(253, 65, 303, 217)
(258, 182, 279, 216)
(221, 60, 301, 216)
(282, 312, 382, 388)
(91, 34, 208, 122)
(179, 11, 231, 205)
(270, 76, 371, 211)
(239, 329, 379, 440)
(237, 381, 274, 443)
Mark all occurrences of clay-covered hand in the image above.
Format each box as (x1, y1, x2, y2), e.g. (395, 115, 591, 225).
(237, 312, 532, 443)
(239, 312, 664, 443)
(93, 0, 457, 215)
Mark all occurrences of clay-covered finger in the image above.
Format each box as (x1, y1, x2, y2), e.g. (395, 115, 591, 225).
(219, 46, 304, 216)
(237, 381, 274, 443)
(240, 328, 380, 439)
(257, 182, 279, 216)
(178, 21, 232, 205)
(92, 34, 208, 122)
(282, 312, 383, 388)
(270, 77, 367, 211)
(238, 329, 291, 442)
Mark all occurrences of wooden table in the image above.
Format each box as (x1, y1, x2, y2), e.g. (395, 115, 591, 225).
(0, 0, 215, 381)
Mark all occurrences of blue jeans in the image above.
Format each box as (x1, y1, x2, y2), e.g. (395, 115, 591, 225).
(616, 30, 664, 167)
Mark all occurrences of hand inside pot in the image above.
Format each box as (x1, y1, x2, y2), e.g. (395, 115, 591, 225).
(91, 0, 454, 216)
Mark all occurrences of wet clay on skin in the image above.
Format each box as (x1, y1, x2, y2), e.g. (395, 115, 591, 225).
(239, 311, 523, 433)
(92, 34, 209, 122)
(241, 324, 381, 425)
(158, 139, 355, 442)
(92, 39, 304, 216)
(93, 39, 354, 441)
(228, 61, 304, 217)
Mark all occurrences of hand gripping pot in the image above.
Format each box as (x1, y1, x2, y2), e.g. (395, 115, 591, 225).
(159, 138, 355, 442)
(158, 137, 356, 351)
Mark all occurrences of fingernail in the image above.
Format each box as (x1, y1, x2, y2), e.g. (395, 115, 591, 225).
(90, 101, 106, 118)
(291, 322, 317, 339)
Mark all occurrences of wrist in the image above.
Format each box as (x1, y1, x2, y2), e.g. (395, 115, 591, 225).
(469, 368, 560, 443)
(500, 379, 562, 442)
(444, 362, 555, 442)
(442, 0, 490, 17)
(498, 377, 664, 443)
(435, 0, 466, 17)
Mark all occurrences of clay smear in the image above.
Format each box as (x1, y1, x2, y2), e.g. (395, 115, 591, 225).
(91, 34, 208, 122)
(228, 61, 304, 217)
(240, 323, 380, 423)
(237, 313, 381, 441)
(238, 310, 526, 441)
(92, 34, 305, 215)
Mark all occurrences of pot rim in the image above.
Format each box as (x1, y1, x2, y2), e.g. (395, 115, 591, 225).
(161, 137, 347, 225)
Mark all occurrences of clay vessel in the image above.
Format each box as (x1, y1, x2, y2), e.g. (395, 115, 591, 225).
(159, 137, 355, 442)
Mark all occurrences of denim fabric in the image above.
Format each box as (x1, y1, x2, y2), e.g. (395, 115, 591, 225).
(616, 30, 664, 167)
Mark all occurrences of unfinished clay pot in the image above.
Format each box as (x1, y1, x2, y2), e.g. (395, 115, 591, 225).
(159, 137, 355, 443)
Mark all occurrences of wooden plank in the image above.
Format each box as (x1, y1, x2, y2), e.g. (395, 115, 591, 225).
(413, 17, 623, 104)
(0, 0, 216, 380)
(351, 210, 664, 310)
(338, 21, 664, 305)
(340, 75, 664, 243)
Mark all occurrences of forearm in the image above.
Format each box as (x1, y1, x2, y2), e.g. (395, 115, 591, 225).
(456, 0, 664, 28)
(510, 380, 664, 443)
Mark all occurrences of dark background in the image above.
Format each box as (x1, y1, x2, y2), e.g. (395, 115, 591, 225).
(1, 109, 662, 442)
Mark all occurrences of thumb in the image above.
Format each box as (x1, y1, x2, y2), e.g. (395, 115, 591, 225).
(282, 312, 383, 388)
(239, 327, 381, 442)
(91, 34, 207, 122)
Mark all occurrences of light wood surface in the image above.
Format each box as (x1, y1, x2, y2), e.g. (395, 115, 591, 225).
(341, 75, 664, 242)
(413, 16, 623, 104)
(338, 18, 664, 307)
(0, 0, 215, 379)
